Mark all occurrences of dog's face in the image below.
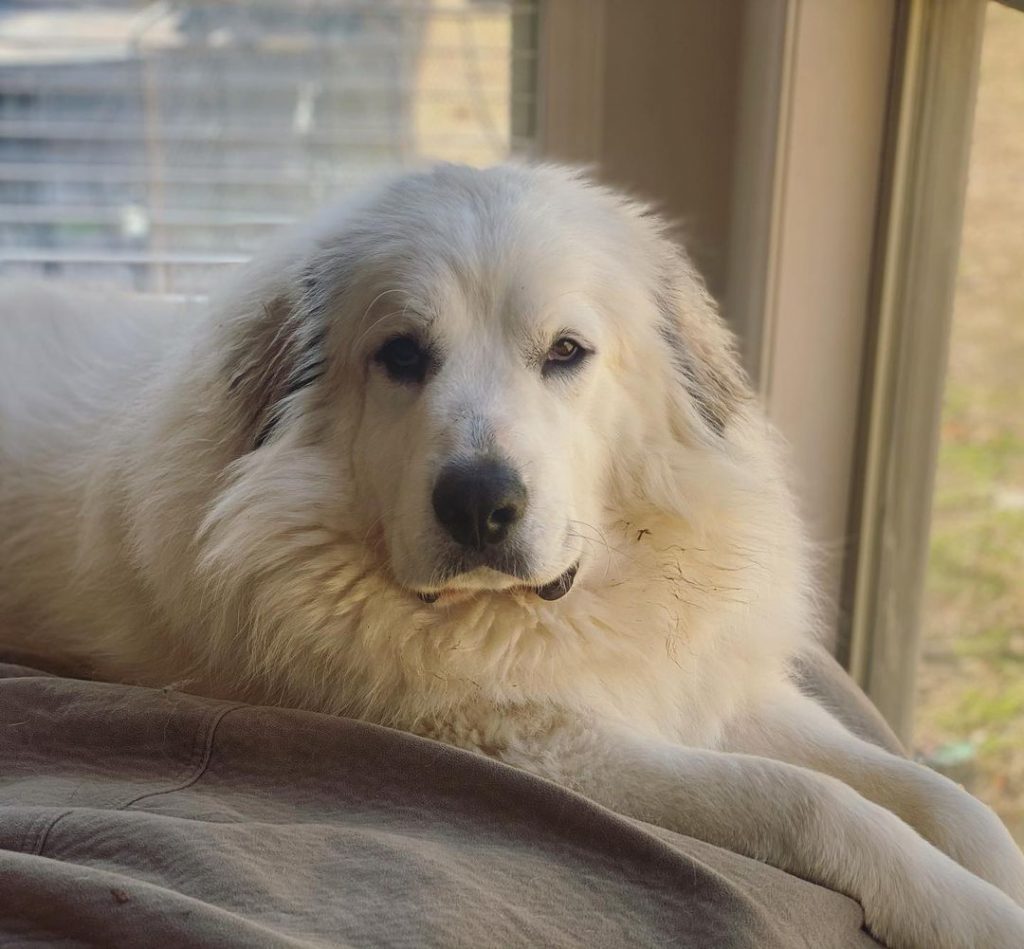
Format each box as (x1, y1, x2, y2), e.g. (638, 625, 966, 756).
(353, 290, 605, 600)
(348, 231, 619, 601)
(221, 164, 749, 609)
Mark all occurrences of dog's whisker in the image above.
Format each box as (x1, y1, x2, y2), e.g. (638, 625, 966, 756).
(352, 307, 410, 351)
(356, 287, 406, 335)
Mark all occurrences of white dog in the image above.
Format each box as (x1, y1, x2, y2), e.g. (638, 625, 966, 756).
(1, 164, 1023, 948)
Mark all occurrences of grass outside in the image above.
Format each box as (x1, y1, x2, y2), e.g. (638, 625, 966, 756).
(913, 3, 1024, 844)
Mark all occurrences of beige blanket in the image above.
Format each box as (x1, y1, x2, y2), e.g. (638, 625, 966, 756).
(0, 651, 887, 947)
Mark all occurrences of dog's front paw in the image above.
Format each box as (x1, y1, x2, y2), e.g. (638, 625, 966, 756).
(864, 865, 1024, 949)
(950, 801, 1024, 908)
(910, 772, 1024, 907)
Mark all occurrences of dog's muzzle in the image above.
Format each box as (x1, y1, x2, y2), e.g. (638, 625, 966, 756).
(416, 457, 579, 604)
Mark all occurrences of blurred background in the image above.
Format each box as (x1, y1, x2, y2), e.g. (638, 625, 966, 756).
(0, 0, 1020, 841)
(0, 0, 531, 295)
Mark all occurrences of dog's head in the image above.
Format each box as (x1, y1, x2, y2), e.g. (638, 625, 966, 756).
(213, 164, 751, 605)
(186, 164, 805, 719)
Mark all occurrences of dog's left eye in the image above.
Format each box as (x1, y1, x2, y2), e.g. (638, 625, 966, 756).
(374, 335, 429, 384)
(543, 337, 588, 375)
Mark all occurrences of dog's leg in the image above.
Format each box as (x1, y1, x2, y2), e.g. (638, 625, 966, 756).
(493, 718, 1024, 949)
(720, 684, 1024, 907)
(497, 717, 1023, 948)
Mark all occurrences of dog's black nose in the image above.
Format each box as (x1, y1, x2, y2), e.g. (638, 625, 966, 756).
(432, 459, 527, 549)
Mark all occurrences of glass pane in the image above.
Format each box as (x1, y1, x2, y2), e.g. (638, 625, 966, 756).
(915, 1, 1024, 845)
(0, 0, 537, 296)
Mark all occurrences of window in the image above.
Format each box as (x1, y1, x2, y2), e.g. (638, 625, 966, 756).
(0, 0, 536, 297)
(914, 1, 1024, 844)
(834, 0, 1024, 845)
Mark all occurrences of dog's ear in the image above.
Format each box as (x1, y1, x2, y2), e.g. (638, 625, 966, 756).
(656, 256, 749, 438)
(224, 283, 327, 451)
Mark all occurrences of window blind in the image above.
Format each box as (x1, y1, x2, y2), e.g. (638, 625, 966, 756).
(0, 0, 537, 296)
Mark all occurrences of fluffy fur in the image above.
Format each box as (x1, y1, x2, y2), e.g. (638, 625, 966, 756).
(2, 164, 1023, 948)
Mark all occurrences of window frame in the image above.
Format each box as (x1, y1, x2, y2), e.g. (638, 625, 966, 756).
(842, 0, 988, 739)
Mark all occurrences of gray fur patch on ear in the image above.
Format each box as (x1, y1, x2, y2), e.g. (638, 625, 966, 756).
(655, 290, 748, 438)
(657, 318, 724, 436)
(225, 290, 328, 450)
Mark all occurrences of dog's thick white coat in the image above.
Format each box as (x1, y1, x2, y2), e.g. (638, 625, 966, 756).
(1, 164, 1023, 948)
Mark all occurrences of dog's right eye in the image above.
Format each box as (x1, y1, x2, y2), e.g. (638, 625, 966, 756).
(373, 335, 429, 384)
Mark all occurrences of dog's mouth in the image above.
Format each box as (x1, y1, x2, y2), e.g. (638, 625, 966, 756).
(416, 561, 579, 605)
(532, 561, 579, 600)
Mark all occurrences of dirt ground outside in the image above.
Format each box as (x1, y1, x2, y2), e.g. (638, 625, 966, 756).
(914, 2, 1024, 845)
